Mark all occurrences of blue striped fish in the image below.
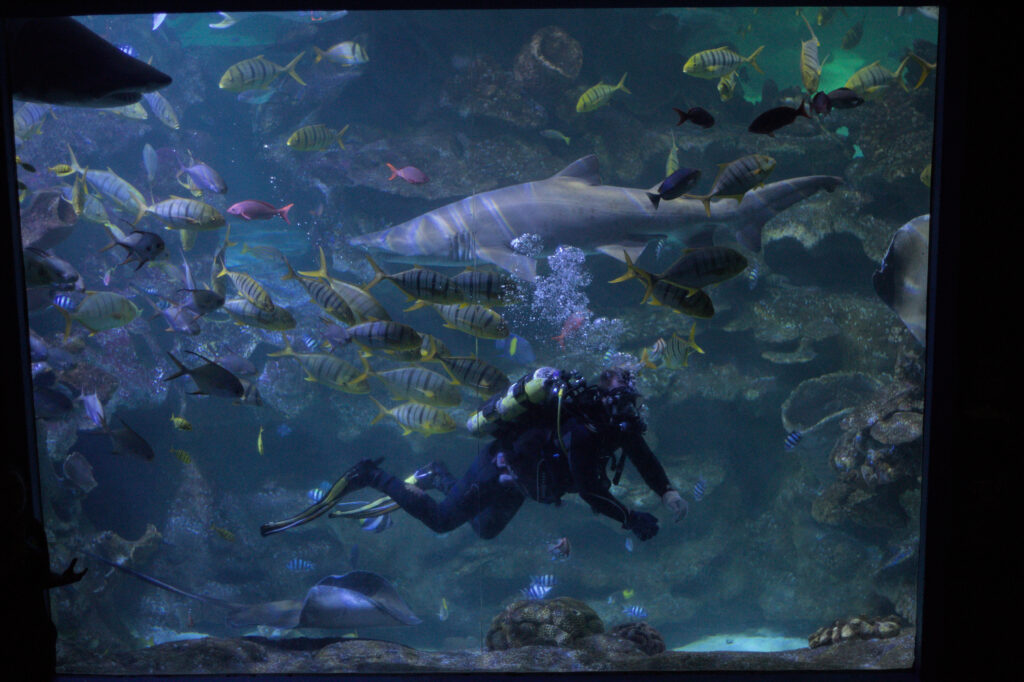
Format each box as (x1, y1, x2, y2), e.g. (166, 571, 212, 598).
(287, 558, 315, 572)
(692, 476, 706, 502)
(784, 431, 803, 450)
(622, 605, 648, 619)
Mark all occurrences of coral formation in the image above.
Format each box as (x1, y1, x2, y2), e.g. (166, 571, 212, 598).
(512, 26, 582, 94)
(807, 614, 903, 648)
(607, 621, 665, 655)
(485, 597, 604, 650)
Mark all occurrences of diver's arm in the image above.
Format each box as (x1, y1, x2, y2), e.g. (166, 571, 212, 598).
(623, 433, 687, 522)
(621, 433, 673, 496)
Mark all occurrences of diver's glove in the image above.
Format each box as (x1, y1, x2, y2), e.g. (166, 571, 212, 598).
(626, 510, 659, 541)
(662, 489, 687, 522)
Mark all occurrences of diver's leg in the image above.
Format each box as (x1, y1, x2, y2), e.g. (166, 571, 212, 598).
(370, 449, 505, 534)
(470, 486, 526, 539)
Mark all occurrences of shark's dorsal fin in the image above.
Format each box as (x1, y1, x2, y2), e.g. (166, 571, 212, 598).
(551, 155, 601, 186)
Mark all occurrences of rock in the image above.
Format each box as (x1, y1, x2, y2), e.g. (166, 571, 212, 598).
(19, 188, 79, 250)
(808, 615, 904, 648)
(485, 597, 604, 650)
(781, 371, 885, 435)
(607, 621, 666, 655)
(512, 26, 582, 95)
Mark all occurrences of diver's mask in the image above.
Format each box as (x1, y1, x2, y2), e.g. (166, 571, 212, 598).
(601, 385, 647, 435)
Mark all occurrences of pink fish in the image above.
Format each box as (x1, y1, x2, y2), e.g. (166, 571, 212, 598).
(227, 200, 294, 224)
(386, 163, 429, 184)
(552, 311, 587, 348)
(547, 536, 571, 561)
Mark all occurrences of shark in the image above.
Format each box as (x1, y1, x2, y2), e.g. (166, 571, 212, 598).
(7, 17, 172, 107)
(86, 552, 421, 629)
(349, 155, 843, 281)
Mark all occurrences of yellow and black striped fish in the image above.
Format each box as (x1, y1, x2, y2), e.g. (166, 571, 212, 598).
(432, 355, 510, 397)
(683, 46, 765, 79)
(143, 91, 180, 130)
(646, 279, 714, 318)
(222, 297, 296, 330)
(372, 366, 461, 407)
(282, 256, 355, 324)
(450, 269, 519, 306)
(287, 123, 349, 151)
(430, 303, 509, 339)
(844, 59, 911, 98)
(54, 291, 141, 339)
(369, 398, 456, 436)
(298, 246, 391, 322)
(576, 73, 630, 113)
(799, 12, 824, 93)
(344, 320, 423, 354)
(218, 263, 274, 311)
(170, 448, 192, 464)
(365, 255, 464, 306)
(219, 53, 306, 92)
(269, 335, 369, 393)
(641, 324, 705, 369)
(211, 524, 236, 542)
(685, 154, 776, 217)
(147, 197, 226, 231)
(391, 333, 450, 363)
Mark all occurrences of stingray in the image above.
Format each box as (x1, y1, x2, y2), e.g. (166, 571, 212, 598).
(872, 214, 929, 346)
(86, 553, 421, 629)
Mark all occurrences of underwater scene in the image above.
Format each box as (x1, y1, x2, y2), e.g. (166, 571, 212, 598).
(14, 5, 937, 675)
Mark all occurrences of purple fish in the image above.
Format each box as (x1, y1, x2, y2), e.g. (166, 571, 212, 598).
(386, 163, 429, 184)
(825, 87, 865, 109)
(180, 159, 227, 193)
(810, 91, 832, 114)
(227, 200, 293, 224)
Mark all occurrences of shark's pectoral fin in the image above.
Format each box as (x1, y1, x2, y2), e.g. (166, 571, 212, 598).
(476, 247, 537, 282)
(595, 243, 648, 263)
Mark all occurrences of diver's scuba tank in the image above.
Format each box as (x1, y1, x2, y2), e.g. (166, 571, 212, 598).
(465, 367, 586, 437)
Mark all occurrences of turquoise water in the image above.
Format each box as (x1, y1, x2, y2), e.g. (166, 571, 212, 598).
(16, 6, 935, 672)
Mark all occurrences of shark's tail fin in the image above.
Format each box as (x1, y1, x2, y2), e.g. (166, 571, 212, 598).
(733, 175, 843, 251)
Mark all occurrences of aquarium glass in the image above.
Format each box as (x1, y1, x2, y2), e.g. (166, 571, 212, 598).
(12, 5, 939, 675)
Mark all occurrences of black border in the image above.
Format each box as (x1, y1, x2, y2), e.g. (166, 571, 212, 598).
(0, 1, 971, 680)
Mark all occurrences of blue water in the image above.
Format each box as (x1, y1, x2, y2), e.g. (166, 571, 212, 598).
(16, 6, 935, 673)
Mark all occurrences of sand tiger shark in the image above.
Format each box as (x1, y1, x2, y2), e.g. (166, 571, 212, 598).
(349, 155, 842, 281)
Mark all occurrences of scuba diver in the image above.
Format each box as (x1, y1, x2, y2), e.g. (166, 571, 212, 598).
(262, 366, 686, 542)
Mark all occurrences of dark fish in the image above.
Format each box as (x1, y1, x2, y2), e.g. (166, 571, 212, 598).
(646, 167, 702, 209)
(8, 17, 172, 107)
(784, 431, 803, 450)
(24, 247, 81, 289)
(825, 87, 865, 109)
(100, 225, 165, 270)
(163, 351, 245, 399)
(842, 20, 864, 50)
(215, 353, 258, 377)
(659, 246, 748, 289)
(748, 102, 811, 137)
(107, 416, 155, 461)
(673, 106, 714, 128)
(810, 91, 832, 114)
(34, 385, 73, 420)
(179, 289, 225, 315)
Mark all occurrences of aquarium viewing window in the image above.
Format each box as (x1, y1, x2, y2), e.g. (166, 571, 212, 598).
(2, 2, 959, 680)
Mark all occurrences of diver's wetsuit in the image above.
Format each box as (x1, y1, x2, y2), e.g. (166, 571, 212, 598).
(367, 414, 673, 539)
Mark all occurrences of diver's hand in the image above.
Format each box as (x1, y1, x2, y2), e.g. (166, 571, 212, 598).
(626, 510, 659, 541)
(50, 558, 87, 588)
(662, 489, 687, 522)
